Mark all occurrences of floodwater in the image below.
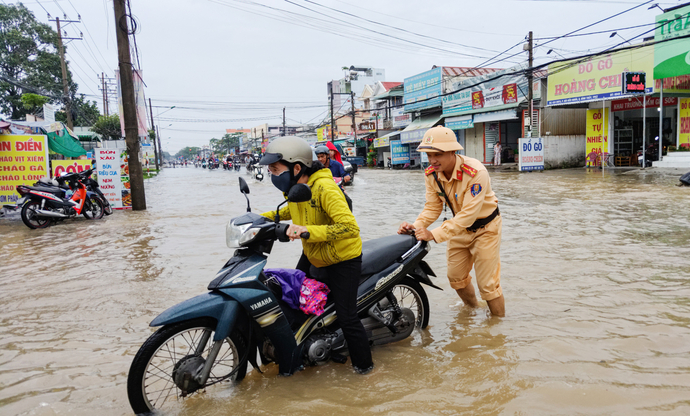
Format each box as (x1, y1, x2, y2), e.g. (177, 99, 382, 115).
(1, 165, 689, 416)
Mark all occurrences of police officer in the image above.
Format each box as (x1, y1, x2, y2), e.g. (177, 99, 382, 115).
(398, 126, 504, 316)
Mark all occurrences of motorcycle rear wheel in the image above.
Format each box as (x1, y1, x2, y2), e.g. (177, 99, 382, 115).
(391, 278, 430, 329)
(82, 196, 104, 220)
(127, 318, 247, 414)
(20, 200, 51, 229)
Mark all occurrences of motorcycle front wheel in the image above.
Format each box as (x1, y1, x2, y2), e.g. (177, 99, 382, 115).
(82, 196, 104, 220)
(391, 278, 430, 329)
(20, 200, 51, 229)
(127, 318, 247, 414)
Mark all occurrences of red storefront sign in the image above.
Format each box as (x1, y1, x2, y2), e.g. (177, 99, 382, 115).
(611, 96, 678, 112)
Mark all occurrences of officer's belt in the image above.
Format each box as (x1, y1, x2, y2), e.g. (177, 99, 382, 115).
(467, 207, 500, 233)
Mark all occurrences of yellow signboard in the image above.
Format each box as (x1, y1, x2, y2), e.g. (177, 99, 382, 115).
(548, 47, 654, 105)
(680, 98, 690, 146)
(586, 109, 610, 164)
(51, 159, 92, 177)
(0, 134, 50, 204)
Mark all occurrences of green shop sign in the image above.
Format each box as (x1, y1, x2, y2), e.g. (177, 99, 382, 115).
(654, 4, 690, 79)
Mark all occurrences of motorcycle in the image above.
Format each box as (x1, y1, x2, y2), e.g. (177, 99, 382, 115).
(79, 170, 113, 216)
(126, 177, 438, 414)
(16, 169, 105, 229)
(234, 161, 241, 172)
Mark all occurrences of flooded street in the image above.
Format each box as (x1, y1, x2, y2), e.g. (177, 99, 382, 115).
(1, 166, 690, 415)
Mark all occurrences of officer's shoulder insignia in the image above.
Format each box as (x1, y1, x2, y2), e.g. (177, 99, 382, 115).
(425, 166, 435, 176)
(461, 164, 477, 178)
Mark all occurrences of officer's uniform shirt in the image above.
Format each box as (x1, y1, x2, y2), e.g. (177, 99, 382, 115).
(412, 154, 498, 243)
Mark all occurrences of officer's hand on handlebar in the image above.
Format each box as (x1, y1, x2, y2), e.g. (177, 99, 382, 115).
(398, 222, 416, 235)
(414, 226, 435, 242)
(287, 224, 309, 241)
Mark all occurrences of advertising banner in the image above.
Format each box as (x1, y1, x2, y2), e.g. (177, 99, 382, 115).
(445, 115, 474, 130)
(586, 108, 610, 159)
(547, 47, 654, 105)
(391, 108, 412, 128)
(43, 103, 55, 123)
(518, 137, 544, 171)
(51, 159, 92, 177)
(0, 134, 49, 204)
(390, 140, 410, 164)
(654, 5, 690, 79)
(680, 98, 690, 145)
(374, 136, 390, 148)
(95, 148, 130, 209)
(116, 69, 148, 137)
(443, 64, 538, 117)
(611, 96, 677, 111)
(404, 67, 443, 112)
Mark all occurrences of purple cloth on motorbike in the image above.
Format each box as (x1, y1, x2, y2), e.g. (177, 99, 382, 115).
(264, 268, 306, 310)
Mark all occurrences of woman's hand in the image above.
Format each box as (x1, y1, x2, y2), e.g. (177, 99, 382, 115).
(287, 224, 309, 241)
(414, 226, 435, 242)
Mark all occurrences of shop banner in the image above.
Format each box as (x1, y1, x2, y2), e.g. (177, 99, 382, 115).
(586, 108, 610, 158)
(400, 128, 428, 144)
(374, 136, 390, 148)
(611, 96, 677, 111)
(547, 47, 654, 105)
(654, 5, 690, 79)
(95, 148, 131, 209)
(404, 67, 443, 112)
(51, 159, 92, 177)
(442, 64, 539, 117)
(445, 115, 474, 130)
(680, 98, 690, 145)
(518, 137, 544, 171)
(390, 140, 410, 164)
(392, 108, 411, 128)
(0, 134, 49, 204)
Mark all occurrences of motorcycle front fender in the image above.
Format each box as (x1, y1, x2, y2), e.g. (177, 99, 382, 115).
(150, 292, 244, 341)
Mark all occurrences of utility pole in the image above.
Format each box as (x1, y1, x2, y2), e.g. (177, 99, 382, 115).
(113, 0, 146, 210)
(148, 98, 159, 170)
(330, 85, 335, 141)
(282, 107, 286, 136)
(351, 91, 361, 153)
(101, 73, 107, 117)
(156, 125, 163, 166)
(52, 17, 80, 130)
(527, 31, 534, 138)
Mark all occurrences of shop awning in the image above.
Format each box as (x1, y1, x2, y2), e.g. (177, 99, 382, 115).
(473, 109, 519, 124)
(446, 115, 474, 130)
(400, 114, 443, 144)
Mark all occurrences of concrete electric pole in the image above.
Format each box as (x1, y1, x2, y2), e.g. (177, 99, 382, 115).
(330, 86, 335, 141)
(51, 17, 81, 130)
(282, 107, 286, 136)
(527, 31, 534, 137)
(148, 98, 159, 170)
(113, 0, 146, 210)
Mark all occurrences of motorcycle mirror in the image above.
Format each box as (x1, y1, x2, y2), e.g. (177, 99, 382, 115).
(238, 177, 251, 212)
(239, 177, 250, 194)
(287, 184, 312, 203)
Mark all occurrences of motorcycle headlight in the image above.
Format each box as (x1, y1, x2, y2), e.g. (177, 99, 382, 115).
(226, 221, 260, 248)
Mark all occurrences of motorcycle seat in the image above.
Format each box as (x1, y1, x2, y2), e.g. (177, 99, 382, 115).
(25, 185, 66, 196)
(361, 234, 417, 276)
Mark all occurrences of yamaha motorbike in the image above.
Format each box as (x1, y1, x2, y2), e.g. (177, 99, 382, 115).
(16, 169, 105, 229)
(126, 177, 439, 414)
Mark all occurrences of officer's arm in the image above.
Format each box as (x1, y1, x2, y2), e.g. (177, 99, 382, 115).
(430, 170, 488, 243)
(412, 175, 443, 230)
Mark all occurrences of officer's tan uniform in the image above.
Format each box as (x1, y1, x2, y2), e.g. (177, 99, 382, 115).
(413, 127, 502, 301)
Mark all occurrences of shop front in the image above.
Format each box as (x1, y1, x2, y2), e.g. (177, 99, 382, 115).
(399, 114, 443, 167)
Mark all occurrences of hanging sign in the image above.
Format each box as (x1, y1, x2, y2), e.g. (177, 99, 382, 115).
(622, 72, 646, 94)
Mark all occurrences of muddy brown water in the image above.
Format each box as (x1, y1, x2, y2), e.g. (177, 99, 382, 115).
(1, 166, 689, 415)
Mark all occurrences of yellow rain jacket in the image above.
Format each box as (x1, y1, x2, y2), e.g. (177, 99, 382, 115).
(262, 168, 361, 268)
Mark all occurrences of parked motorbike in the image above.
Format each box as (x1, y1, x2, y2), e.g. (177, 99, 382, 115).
(16, 170, 105, 229)
(79, 170, 113, 216)
(126, 177, 438, 414)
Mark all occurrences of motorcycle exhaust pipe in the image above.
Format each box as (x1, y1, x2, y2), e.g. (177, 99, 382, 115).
(35, 209, 69, 218)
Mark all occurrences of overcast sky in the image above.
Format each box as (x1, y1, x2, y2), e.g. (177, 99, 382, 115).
(9, 0, 684, 153)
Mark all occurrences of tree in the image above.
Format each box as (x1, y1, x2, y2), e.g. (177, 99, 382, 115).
(20, 92, 48, 115)
(55, 94, 100, 126)
(0, 4, 77, 119)
(176, 146, 200, 159)
(92, 114, 122, 141)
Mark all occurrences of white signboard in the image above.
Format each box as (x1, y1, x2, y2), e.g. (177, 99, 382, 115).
(43, 104, 55, 123)
(518, 137, 544, 171)
(95, 148, 122, 208)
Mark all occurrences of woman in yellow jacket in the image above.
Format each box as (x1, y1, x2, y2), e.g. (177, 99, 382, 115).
(259, 136, 373, 374)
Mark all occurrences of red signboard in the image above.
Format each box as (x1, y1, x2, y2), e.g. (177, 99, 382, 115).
(611, 96, 678, 112)
(472, 91, 485, 109)
(502, 83, 518, 104)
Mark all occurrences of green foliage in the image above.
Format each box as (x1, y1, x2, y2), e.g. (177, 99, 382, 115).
(148, 129, 156, 141)
(20, 92, 48, 111)
(91, 114, 122, 141)
(209, 133, 242, 153)
(176, 146, 201, 159)
(55, 94, 100, 126)
(0, 4, 77, 119)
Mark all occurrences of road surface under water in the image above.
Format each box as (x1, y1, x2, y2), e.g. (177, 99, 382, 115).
(1, 165, 689, 415)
